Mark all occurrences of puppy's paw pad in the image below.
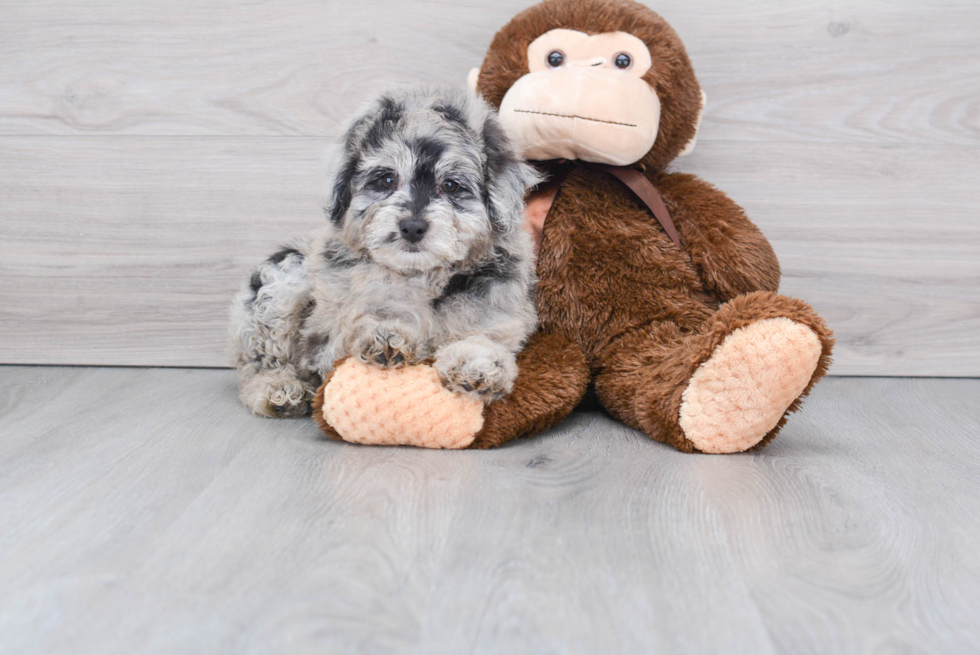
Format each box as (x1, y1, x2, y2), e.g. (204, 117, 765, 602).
(352, 326, 418, 369)
(436, 355, 515, 403)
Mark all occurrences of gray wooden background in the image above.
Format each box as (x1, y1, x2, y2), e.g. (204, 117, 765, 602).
(1, 1, 977, 376)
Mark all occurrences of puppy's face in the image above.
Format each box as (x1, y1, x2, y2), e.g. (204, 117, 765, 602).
(346, 133, 490, 273)
(328, 90, 536, 275)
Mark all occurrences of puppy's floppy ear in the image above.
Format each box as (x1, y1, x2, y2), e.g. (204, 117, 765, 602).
(327, 150, 359, 226)
(327, 96, 405, 225)
(480, 114, 541, 233)
(326, 116, 368, 226)
(326, 127, 367, 226)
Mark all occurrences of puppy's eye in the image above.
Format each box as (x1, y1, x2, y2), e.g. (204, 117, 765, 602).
(546, 51, 564, 68)
(442, 180, 460, 193)
(614, 53, 632, 70)
(374, 173, 397, 190)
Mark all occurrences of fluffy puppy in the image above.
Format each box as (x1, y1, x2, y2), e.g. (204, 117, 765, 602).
(230, 86, 540, 418)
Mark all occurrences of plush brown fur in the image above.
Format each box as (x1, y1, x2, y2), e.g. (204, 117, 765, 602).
(470, 330, 590, 449)
(594, 291, 833, 452)
(466, 0, 834, 452)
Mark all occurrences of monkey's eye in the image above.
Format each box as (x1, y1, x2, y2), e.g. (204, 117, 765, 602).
(442, 179, 460, 193)
(374, 173, 397, 190)
(614, 53, 632, 70)
(546, 50, 564, 68)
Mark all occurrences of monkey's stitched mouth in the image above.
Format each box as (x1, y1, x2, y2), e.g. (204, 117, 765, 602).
(514, 109, 637, 128)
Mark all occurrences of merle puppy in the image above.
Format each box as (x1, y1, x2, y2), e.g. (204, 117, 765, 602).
(230, 86, 540, 417)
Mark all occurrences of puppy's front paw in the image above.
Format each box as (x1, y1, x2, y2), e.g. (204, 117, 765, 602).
(351, 324, 419, 368)
(434, 338, 517, 403)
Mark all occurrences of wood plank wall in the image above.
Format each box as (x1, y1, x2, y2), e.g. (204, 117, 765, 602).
(1, 1, 977, 375)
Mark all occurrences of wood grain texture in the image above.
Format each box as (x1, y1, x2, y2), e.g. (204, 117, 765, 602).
(681, 143, 980, 377)
(2, 138, 977, 374)
(1, 366, 978, 654)
(0, 0, 978, 373)
(0, 137, 333, 367)
(1, 1, 976, 145)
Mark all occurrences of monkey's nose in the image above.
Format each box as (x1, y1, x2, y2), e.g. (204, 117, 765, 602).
(399, 217, 429, 243)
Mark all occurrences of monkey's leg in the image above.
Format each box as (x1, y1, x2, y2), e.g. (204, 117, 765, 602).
(594, 291, 834, 453)
(468, 330, 590, 449)
(311, 331, 589, 449)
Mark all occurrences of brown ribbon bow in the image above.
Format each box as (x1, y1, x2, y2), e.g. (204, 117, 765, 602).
(522, 161, 683, 256)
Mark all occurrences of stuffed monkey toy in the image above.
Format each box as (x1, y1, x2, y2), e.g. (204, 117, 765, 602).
(313, 0, 833, 453)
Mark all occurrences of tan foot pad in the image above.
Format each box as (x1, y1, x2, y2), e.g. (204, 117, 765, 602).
(321, 359, 484, 449)
(679, 318, 822, 454)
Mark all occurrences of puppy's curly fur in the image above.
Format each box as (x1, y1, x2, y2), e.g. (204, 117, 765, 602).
(230, 86, 540, 417)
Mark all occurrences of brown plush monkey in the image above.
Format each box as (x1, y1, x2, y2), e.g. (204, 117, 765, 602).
(463, 0, 834, 453)
(314, 0, 833, 453)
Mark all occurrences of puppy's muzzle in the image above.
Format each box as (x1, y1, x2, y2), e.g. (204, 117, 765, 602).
(399, 217, 429, 244)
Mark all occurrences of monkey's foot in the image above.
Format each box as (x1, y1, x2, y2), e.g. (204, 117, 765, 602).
(678, 317, 822, 454)
(312, 359, 484, 449)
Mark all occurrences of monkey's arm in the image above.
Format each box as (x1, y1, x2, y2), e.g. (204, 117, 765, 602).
(657, 172, 781, 303)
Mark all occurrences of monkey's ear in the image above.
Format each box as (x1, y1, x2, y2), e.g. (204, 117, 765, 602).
(467, 68, 481, 93)
(678, 90, 707, 157)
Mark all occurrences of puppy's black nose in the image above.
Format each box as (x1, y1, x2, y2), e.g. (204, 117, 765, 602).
(399, 218, 428, 243)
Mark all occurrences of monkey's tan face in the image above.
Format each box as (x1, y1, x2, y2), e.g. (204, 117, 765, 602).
(496, 29, 661, 166)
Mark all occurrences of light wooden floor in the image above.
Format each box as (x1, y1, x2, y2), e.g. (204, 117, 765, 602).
(1, 366, 977, 654)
